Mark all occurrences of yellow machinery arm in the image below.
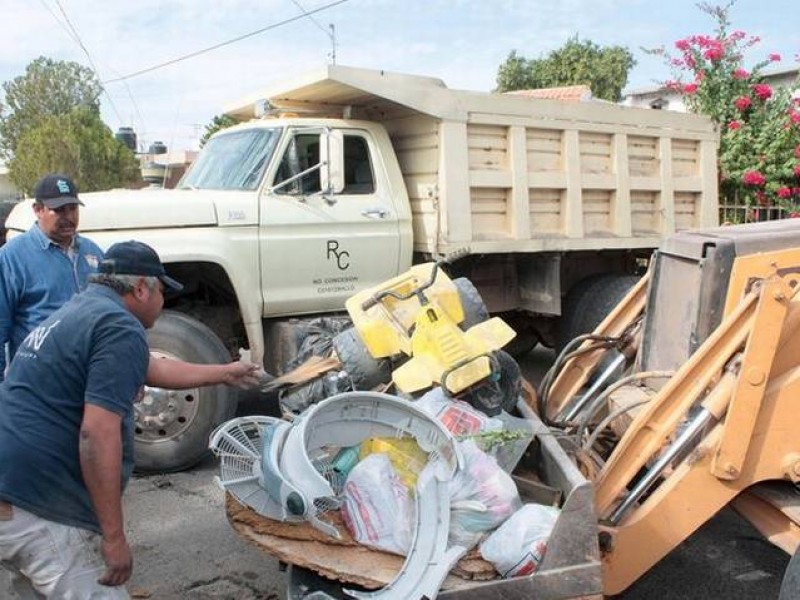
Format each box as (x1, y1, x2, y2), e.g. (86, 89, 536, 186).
(547, 242, 800, 596)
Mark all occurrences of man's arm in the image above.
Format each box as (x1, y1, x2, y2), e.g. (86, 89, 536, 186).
(145, 357, 262, 390)
(79, 403, 132, 587)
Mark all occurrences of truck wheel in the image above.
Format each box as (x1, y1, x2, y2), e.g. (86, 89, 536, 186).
(136, 310, 238, 473)
(557, 274, 639, 352)
(779, 546, 800, 600)
(332, 327, 391, 391)
(453, 277, 489, 329)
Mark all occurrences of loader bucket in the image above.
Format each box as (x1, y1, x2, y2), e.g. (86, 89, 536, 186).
(286, 401, 602, 600)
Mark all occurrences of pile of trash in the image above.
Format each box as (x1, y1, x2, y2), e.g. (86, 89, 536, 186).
(211, 266, 565, 598)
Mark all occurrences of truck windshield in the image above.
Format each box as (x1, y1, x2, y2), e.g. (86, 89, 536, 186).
(178, 127, 280, 191)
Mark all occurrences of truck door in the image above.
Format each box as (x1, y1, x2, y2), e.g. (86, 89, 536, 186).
(259, 128, 401, 316)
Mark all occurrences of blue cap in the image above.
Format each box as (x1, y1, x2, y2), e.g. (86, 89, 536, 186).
(34, 174, 84, 209)
(99, 241, 183, 291)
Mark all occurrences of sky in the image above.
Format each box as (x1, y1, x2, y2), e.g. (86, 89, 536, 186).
(0, 0, 797, 153)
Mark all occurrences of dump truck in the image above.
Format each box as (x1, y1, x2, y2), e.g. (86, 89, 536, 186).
(5, 65, 719, 472)
(220, 217, 800, 599)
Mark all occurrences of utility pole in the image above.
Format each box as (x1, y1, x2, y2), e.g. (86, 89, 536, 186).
(328, 23, 337, 64)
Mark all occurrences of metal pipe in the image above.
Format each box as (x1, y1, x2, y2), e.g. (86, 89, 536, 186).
(558, 351, 627, 423)
(608, 407, 715, 524)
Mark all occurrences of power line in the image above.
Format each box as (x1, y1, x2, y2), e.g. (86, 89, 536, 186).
(103, 0, 350, 85)
(50, 0, 125, 124)
(288, 0, 337, 64)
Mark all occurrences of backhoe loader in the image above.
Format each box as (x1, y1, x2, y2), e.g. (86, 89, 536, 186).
(223, 218, 800, 599)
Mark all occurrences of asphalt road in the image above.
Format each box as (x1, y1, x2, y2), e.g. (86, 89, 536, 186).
(0, 347, 791, 599)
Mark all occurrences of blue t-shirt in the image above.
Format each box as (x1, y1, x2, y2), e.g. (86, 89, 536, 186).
(0, 284, 149, 533)
(0, 224, 104, 380)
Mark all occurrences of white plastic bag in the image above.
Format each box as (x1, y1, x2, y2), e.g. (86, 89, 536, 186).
(341, 453, 413, 556)
(479, 503, 560, 578)
(448, 439, 521, 549)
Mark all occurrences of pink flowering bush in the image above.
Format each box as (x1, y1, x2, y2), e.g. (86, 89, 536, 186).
(649, 3, 800, 213)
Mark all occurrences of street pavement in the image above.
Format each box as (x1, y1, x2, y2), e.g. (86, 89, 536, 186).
(0, 347, 791, 599)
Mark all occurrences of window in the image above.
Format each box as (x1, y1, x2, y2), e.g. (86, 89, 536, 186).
(274, 134, 321, 195)
(179, 128, 280, 191)
(343, 136, 374, 194)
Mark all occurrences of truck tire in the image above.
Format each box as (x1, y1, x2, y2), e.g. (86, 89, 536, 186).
(557, 274, 639, 352)
(453, 277, 489, 329)
(779, 546, 800, 600)
(332, 327, 391, 391)
(136, 310, 238, 473)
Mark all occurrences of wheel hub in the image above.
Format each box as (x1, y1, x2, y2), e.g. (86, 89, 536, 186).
(134, 351, 201, 442)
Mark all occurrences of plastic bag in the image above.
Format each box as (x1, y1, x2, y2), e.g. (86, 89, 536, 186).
(480, 503, 560, 578)
(359, 437, 428, 488)
(341, 453, 413, 556)
(448, 439, 521, 549)
(415, 387, 504, 436)
(415, 387, 533, 473)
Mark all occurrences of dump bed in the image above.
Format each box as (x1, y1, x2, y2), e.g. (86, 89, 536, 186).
(227, 65, 719, 256)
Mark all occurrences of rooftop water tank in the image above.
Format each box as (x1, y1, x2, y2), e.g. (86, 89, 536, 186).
(115, 127, 137, 152)
(148, 141, 167, 155)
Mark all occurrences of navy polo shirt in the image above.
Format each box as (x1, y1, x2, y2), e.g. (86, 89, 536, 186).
(0, 284, 149, 533)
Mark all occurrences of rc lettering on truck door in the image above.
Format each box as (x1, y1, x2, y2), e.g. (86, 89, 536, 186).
(259, 129, 401, 316)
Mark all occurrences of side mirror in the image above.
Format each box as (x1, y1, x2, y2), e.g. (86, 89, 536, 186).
(320, 129, 345, 195)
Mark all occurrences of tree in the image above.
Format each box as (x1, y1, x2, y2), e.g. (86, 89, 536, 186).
(200, 114, 240, 148)
(648, 2, 800, 213)
(1, 57, 140, 194)
(0, 57, 101, 158)
(9, 106, 141, 195)
(495, 37, 636, 102)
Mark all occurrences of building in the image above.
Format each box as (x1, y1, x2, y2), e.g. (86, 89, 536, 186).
(623, 66, 799, 112)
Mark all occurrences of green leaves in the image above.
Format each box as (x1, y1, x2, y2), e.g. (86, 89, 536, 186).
(199, 114, 240, 148)
(495, 37, 636, 102)
(1, 57, 140, 195)
(8, 107, 141, 196)
(655, 3, 800, 211)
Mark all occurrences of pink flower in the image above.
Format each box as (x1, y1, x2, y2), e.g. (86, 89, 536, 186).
(752, 83, 773, 101)
(790, 211, 800, 219)
(733, 68, 749, 80)
(675, 39, 690, 51)
(684, 83, 698, 94)
(703, 44, 724, 61)
(735, 96, 752, 111)
(777, 187, 792, 199)
(789, 110, 800, 125)
(728, 120, 741, 130)
(742, 170, 766, 186)
(795, 164, 800, 178)
(769, 53, 781, 62)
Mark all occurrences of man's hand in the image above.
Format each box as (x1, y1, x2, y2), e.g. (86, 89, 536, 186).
(99, 533, 132, 586)
(222, 361, 263, 389)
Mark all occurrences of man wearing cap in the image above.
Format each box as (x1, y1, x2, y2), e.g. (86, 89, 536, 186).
(0, 174, 104, 379)
(0, 173, 259, 388)
(0, 240, 195, 597)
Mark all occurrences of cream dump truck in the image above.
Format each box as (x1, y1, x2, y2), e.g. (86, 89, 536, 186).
(5, 65, 719, 472)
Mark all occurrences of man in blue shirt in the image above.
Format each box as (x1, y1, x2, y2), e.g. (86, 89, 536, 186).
(0, 240, 183, 597)
(0, 173, 259, 388)
(0, 173, 104, 379)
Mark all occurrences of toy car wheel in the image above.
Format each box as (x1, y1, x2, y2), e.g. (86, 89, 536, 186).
(333, 327, 391, 391)
(453, 277, 489, 329)
(136, 310, 238, 473)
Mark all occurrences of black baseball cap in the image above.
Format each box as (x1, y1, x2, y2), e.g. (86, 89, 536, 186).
(34, 173, 84, 209)
(98, 241, 183, 291)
